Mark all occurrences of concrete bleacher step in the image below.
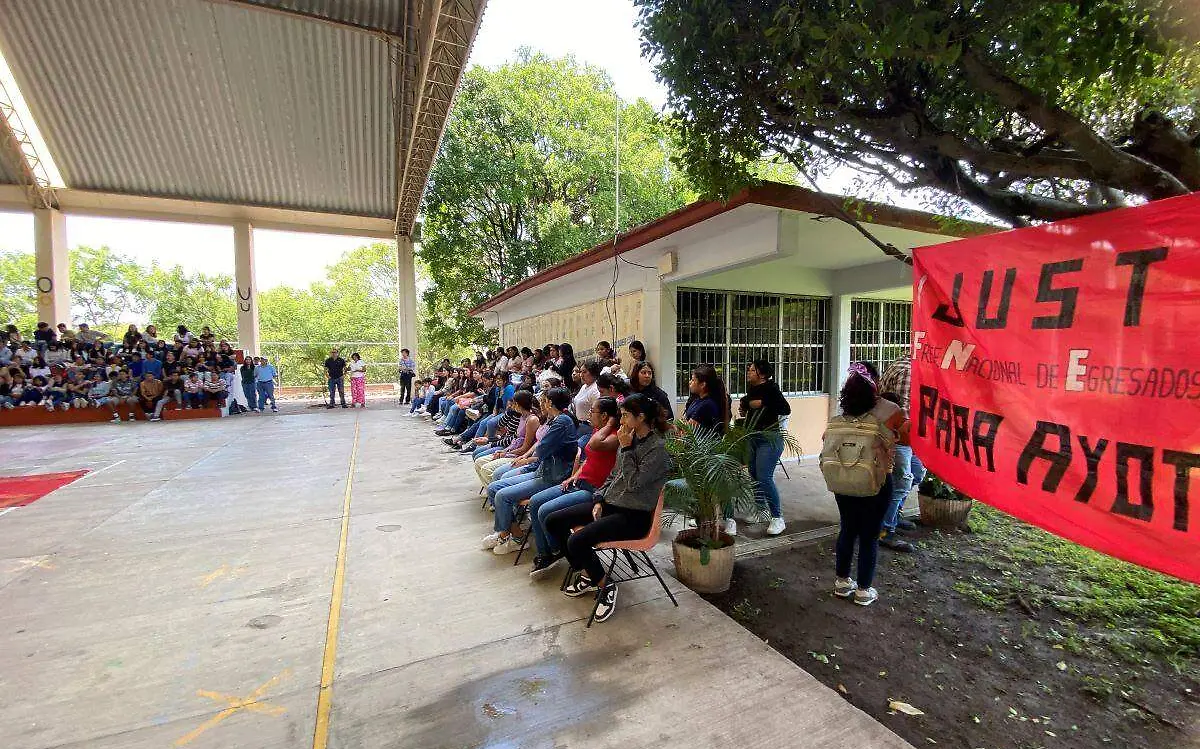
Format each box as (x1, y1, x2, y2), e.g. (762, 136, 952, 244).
(0, 404, 222, 427)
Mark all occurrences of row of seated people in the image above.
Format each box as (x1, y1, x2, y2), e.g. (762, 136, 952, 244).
(410, 340, 680, 623)
(1, 320, 281, 420)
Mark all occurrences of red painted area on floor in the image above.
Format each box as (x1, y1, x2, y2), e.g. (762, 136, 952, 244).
(0, 470, 89, 509)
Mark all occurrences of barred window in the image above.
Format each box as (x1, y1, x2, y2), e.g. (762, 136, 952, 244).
(677, 289, 829, 396)
(849, 299, 912, 375)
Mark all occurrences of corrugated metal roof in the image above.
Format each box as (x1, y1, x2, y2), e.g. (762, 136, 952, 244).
(0, 0, 396, 218)
(238, 0, 405, 35)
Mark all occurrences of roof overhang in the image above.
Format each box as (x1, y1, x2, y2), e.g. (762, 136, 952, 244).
(0, 184, 395, 238)
(468, 182, 997, 316)
(0, 0, 486, 236)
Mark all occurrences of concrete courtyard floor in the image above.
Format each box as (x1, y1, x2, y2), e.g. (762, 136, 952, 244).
(0, 406, 912, 749)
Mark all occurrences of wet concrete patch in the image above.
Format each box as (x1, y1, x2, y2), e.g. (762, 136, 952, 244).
(376, 524, 403, 533)
(247, 614, 282, 629)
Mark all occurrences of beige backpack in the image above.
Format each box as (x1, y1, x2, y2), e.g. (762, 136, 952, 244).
(820, 413, 894, 497)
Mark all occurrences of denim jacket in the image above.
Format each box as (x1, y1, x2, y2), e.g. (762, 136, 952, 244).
(534, 413, 579, 483)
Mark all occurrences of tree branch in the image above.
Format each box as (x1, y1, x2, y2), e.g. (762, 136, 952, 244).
(959, 49, 1190, 198)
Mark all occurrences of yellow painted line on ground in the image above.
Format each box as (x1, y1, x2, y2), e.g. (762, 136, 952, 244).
(312, 417, 361, 749)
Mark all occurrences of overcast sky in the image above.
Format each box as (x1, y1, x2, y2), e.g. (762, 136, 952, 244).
(0, 0, 675, 289)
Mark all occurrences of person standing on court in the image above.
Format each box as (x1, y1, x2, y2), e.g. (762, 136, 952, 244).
(240, 356, 258, 412)
(398, 348, 416, 404)
(324, 348, 348, 409)
(254, 356, 279, 413)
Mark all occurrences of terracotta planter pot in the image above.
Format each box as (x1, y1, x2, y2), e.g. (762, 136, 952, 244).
(672, 528, 736, 593)
(918, 492, 974, 528)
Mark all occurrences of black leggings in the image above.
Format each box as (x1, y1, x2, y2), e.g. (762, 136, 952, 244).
(834, 477, 892, 588)
(398, 375, 413, 404)
(544, 502, 653, 584)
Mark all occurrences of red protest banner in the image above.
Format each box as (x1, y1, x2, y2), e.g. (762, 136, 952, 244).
(911, 194, 1200, 584)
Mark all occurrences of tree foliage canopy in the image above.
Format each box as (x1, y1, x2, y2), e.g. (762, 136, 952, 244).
(634, 0, 1200, 226)
(419, 51, 697, 349)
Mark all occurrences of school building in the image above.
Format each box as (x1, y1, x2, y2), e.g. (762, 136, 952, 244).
(470, 182, 994, 456)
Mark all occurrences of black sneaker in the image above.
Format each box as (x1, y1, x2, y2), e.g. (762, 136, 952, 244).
(562, 572, 599, 598)
(529, 554, 562, 578)
(879, 531, 915, 552)
(325, 404, 334, 409)
(342, 404, 348, 408)
(896, 518, 917, 531)
(593, 584, 619, 623)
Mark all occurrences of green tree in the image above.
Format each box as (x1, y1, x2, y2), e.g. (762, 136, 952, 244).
(0, 251, 37, 332)
(634, 0, 1200, 228)
(419, 50, 697, 349)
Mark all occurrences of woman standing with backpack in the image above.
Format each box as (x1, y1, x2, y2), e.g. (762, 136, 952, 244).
(823, 362, 906, 607)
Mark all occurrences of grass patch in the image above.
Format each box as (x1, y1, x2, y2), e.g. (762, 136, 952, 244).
(934, 506, 1200, 669)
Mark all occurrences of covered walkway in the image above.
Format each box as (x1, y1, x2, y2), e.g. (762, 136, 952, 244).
(0, 408, 911, 748)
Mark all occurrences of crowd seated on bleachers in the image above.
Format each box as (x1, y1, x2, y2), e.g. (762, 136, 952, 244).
(0, 320, 280, 421)
(410, 339, 690, 623)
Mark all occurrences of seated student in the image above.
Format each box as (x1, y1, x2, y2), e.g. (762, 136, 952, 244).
(183, 372, 205, 409)
(468, 392, 525, 460)
(142, 324, 160, 348)
(56, 322, 75, 343)
(33, 321, 56, 353)
(437, 371, 495, 436)
(110, 369, 139, 422)
(482, 388, 579, 555)
(44, 341, 69, 365)
(15, 342, 38, 366)
(447, 374, 514, 450)
(174, 325, 192, 346)
(85, 373, 111, 408)
(65, 370, 90, 409)
(138, 372, 164, 417)
(18, 375, 47, 407)
(28, 355, 51, 381)
(545, 393, 675, 623)
(0, 370, 13, 409)
(159, 371, 185, 413)
(202, 369, 229, 408)
(129, 351, 146, 378)
(42, 373, 71, 411)
(596, 372, 629, 402)
(629, 361, 673, 419)
(408, 378, 430, 414)
(474, 391, 538, 484)
(527, 396, 621, 576)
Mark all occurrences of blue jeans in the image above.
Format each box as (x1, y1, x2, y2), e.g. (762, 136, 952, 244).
(474, 444, 503, 461)
(493, 477, 555, 535)
(835, 477, 892, 588)
(409, 394, 425, 413)
(486, 465, 535, 505)
(328, 377, 346, 405)
(749, 432, 786, 518)
(242, 380, 257, 410)
(884, 445, 926, 532)
(444, 404, 466, 432)
(528, 486, 594, 555)
(257, 381, 276, 409)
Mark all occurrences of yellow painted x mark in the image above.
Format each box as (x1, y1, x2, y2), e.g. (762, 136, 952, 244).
(174, 669, 290, 746)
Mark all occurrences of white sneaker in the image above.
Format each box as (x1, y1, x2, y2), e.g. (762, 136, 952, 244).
(684, 517, 697, 529)
(128, 414, 137, 422)
(480, 532, 502, 550)
(854, 587, 879, 606)
(766, 517, 786, 536)
(593, 584, 619, 623)
(492, 536, 523, 555)
(110, 414, 121, 423)
(724, 518, 737, 536)
(150, 416, 161, 422)
(834, 577, 858, 598)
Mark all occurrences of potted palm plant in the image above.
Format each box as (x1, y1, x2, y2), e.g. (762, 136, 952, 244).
(664, 417, 799, 593)
(917, 472, 974, 528)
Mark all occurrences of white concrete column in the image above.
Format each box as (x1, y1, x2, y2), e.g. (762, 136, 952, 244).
(641, 270, 678, 405)
(233, 221, 260, 356)
(396, 234, 419, 369)
(34, 208, 70, 326)
(827, 294, 853, 415)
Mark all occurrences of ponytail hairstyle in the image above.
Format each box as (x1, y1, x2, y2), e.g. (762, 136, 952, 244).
(595, 395, 620, 428)
(691, 364, 730, 427)
(621, 392, 669, 434)
(543, 386, 576, 425)
(596, 371, 628, 396)
(510, 389, 535, 414)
